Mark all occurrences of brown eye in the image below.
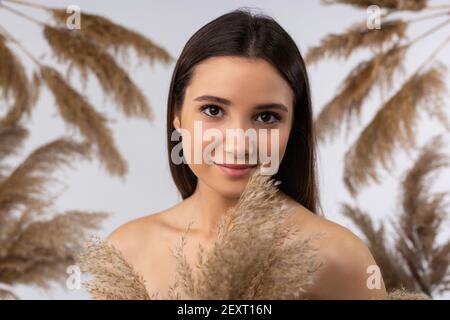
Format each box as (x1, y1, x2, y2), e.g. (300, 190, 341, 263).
(201, 104, 223, 117)
(256, 112, 280, 124)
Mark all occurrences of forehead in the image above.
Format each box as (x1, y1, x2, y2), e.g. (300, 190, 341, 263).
(185, 56, 294, 107)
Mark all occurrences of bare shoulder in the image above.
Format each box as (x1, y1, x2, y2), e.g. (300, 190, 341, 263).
(105, 196, 196, 264)
(105, 208, 174, 263)
(285, 200, 388, 299)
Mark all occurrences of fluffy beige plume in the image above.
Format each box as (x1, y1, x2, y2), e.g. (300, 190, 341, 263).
(396, 135, 450, 296)
(43, 25, 153, 121)
(343, 64, 448, 195)
(0, 138, 107, 298)
(340, 203, 416, 292)
(51, 9, 173, 67)
(322, 0, 428, 11)
(306, 19, 407, 65)
(75, 237, 154, 300)
(40, 65, 128, 177)
(0, 123, 28, 178)
(76, 168, 429, 300)
(314, 44, 406, 143)
(168, 168, 323, 300)
(342, 135, 449, 297)
(0, 34, 39, 127)
(0, 139, 92, 216)
(0, 210, 107, 289)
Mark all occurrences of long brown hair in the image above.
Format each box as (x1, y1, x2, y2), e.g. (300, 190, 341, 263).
(166, 8, 322, 215)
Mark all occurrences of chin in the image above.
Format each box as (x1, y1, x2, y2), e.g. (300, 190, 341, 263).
(217, 184, 248, 199)
(209, 173, 251, 199)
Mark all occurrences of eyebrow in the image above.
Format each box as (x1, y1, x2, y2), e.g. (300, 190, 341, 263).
(194, 95, 289, 113)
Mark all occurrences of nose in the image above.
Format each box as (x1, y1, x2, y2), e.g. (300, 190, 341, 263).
(220, 118, 257, 164)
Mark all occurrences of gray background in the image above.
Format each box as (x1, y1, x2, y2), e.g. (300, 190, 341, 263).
(0, 0, 448, 299)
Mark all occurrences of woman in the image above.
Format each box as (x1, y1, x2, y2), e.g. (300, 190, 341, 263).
(107, 8, 388, 299)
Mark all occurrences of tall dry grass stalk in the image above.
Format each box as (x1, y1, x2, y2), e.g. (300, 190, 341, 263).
(0, 210, 107, 289)
(76, 168, 429, 300)
(0, 137, 107, 298)
(0, 2, 173, 298)
(341, 203, 416, 292)
(293, 0, 449, 298)
(0, 123, 28, 179)
(50, 9, 173, 67)
(169, 168, 324, 300)
(381, 288, 430, 299)
(43, 25, 153, 121)
(342, 135, 450, 296)
(343, 64, 448, 195)
(314, 44, 406, 143)
(77, 168, 323, 300)
(1, 2, 175, 176)
(0, 34, 38, 128)
(0, 139, 92, 215)
(308, 0, 450, 195)
(322, 0, 428, 11)
(306, 20, 407, 65)
(40, 65, 127, 177)
(75, 237, 154, 300)
(396, 135, 450, 295)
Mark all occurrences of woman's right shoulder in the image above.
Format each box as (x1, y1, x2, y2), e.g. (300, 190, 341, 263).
(105, 210, 169, 261)
(105, 198, 192, 260)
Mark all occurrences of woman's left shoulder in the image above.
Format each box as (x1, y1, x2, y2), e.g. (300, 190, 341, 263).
(288, 203, 388, 299)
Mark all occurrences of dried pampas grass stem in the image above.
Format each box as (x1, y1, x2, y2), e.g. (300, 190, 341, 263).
(40, 65, 128, 177)
(43, 25, 153, 121)
(343, 64, 448, 195)
(50, 9, 173, 67)
(76, 168, 428, 300)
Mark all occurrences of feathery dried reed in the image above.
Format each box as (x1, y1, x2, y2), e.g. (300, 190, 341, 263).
(1, 2, 173, 299)
(51, 9, 173, 67)
(169, 169, 324, 300)
(341, 204, 416, 291)
(314, 44, 406, 143)
(322, 0, 428, 11)
(342, 135, 449, 297)
(0, 139, 92, 216)
(395, 135, 450, 295)
(0, 138, 107, 298)
(40, 65, 127, 177)
(76, 168, 429, 300)
(43, 25, 153, 121)
(0, 210, 107, 288)
(377, 288, 430, 299)
(75, 236, 154, 300)
(306, 19, 407, 65)
(77, 168, 323, 300)
(0, 123, 28, 178)
(0, 34, 38, 127)
(343, 64, 448, 195)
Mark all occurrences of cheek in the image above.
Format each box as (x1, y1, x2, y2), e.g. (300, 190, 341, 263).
(179, 124, 215, 179)
(179, 121, 217, 165)
(257, 127, 291, 164)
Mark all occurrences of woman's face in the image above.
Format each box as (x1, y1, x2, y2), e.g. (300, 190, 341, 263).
(173, 56, 294, 199)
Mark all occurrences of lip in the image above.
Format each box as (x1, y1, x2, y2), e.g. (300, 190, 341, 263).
(214, 162, 258, 178)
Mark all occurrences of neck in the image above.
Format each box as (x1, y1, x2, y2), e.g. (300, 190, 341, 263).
(186, 181, 239, 240)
